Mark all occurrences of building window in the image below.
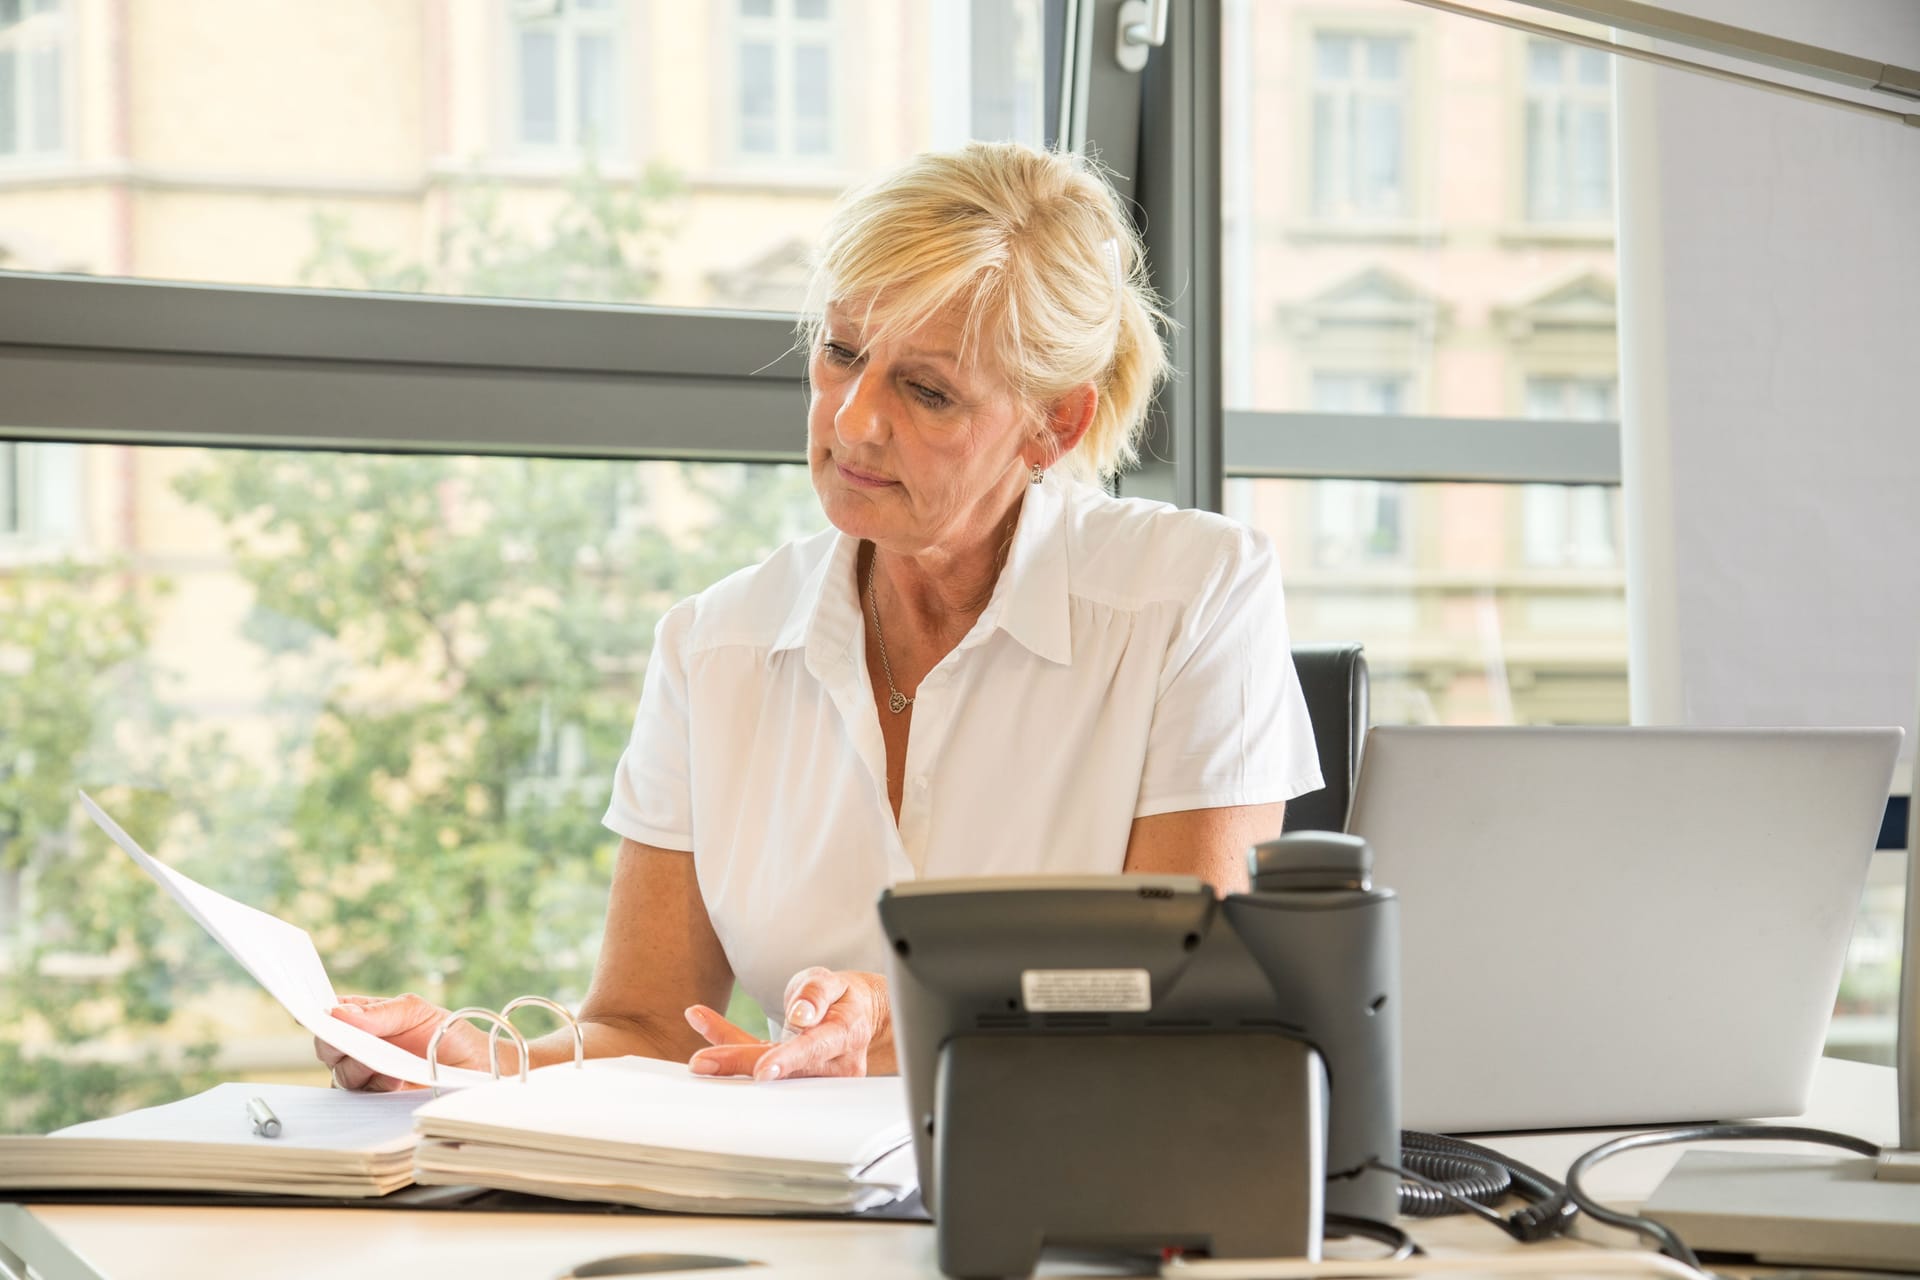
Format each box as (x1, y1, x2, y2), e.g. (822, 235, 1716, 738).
(734, 0, 835, 163)
(0, 442, 19, 534)
(1310, 31, 1411, 221)
(509, 0, 622, 155)
(1524, 38, 1611, 222)
(1522, 376, 1618, 566)
(0, 0, 66, 159)
(1311, 373, 1409, 566)
(1524, 374, 1614, 422)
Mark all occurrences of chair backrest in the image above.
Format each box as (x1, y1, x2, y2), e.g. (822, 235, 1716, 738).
(1282, 644, 1369, 834)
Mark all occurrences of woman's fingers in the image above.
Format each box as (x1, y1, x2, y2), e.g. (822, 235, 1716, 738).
(783, 969, 851, 1031)
(688, 1042, 775, 1077)
(684, 1005, 763, 1047)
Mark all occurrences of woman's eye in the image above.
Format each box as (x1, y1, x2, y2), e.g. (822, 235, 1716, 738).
(910, 382, 950, 410)
(820, 342, 857, 366)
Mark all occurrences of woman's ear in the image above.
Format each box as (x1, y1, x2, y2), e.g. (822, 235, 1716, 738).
(1036, 383, 1098, 467)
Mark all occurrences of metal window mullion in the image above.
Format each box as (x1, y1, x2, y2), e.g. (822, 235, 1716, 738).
(0, 345, 810, 462)
(1225, 409, 1621, 486)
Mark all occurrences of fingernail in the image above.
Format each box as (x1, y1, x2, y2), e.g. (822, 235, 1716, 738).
(757, 1063, 782, 1081)
(788, 1000, 815, 1027)
(690, 1056, 717, 1075)
(684, 1007, 705, 1029)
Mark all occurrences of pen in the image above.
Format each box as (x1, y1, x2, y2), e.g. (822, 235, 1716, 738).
(247, 1095, 281, 1139)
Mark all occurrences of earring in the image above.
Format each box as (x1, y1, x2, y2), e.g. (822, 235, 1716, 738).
(1030, 463, 1045, 485)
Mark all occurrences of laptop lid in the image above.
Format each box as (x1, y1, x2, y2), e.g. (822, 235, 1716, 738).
(1346, 725, 1902, 1133)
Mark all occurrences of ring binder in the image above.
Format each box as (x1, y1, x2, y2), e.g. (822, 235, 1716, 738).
(425, 997, 585, 1096)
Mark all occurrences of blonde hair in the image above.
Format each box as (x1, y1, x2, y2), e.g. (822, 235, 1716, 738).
(800, 142, 1169, 483)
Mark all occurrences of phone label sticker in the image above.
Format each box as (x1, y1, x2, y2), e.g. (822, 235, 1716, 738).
(1020, 969, 1151, 1013)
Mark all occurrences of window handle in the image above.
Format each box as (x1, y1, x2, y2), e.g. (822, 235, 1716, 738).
(1115, 0, 1170, 73)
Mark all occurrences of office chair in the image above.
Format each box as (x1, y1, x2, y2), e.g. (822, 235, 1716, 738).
(1283, 644, 1369, 834)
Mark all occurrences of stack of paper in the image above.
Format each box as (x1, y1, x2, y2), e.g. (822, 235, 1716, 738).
(0, 1083, 428, 1198)
(412, 1056, 918, 1214)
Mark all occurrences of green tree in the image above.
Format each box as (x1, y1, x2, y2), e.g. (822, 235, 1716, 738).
(0, 564, 220, 1133)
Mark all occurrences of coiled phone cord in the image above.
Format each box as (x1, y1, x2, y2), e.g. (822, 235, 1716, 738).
(1382, 1131, 1578, 1242)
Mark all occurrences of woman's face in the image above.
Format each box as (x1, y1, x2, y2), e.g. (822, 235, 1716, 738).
(807, 299, 1036, 559)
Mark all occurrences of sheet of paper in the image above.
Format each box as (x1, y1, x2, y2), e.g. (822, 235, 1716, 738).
(52, 1082, 428, 1150)
(79, 791, 494, 1089)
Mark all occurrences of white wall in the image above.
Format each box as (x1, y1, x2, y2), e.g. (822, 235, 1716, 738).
(1618, 1, 1920, 744)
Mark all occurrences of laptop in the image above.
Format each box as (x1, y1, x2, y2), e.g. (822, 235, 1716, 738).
(1345, 725, 1902, 1133)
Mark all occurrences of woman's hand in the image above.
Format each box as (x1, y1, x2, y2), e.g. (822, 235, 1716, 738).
(317, 993, 497, 1091)
(685, 967, 896, 1080)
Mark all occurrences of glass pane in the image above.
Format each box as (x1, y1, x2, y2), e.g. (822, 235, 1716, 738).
(738, 39, 776, 153)
(0, 441, 17, 531)
(1224, 477, 1629, 726)
(1314, 33, 1350, 82)
(29, 41, 57, 152)
(792, 42, 831, 156)
(0, 2, 1051, 309)
(1226, 5, 1618, 418)
(0, 49, 16, 153)
(1526, 38, 1560, 86)
(0, 442, 826, 1132)
(518, 28, 559, 146)
(1363, 35, 1402, 83)
(575, 31, 616, 150)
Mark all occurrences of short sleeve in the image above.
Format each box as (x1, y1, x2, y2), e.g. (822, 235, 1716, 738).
(1132, 528, 1324, 819)
(602, 600, 698, 852)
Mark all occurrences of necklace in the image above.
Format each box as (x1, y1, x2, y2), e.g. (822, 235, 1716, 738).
(864, 511, 1022, 717)
(866, 551, 912, 715)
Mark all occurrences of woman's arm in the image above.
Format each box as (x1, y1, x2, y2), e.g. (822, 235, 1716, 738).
(564, 836, 738, 1063)
(1121, 802, 1285, 896)
(323, 837, 732, 1084)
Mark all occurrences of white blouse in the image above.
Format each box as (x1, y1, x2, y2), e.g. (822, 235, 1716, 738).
(603, 476, 1323, 1026)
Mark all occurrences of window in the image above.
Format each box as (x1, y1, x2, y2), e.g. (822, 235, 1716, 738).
(1521, 377, 1618, 567)
(0, 0, 65, 160)
(1227, 3, 1625, 728)
(0, 441, 19, 534)
(509, 0, 622, 154)
(733, 0, 836, 164)
(1310, 31, 1411, 221)
(1308, 374, 1407, 567)
(0, 440, 79, 549)
(1524, 38, 1612, 222)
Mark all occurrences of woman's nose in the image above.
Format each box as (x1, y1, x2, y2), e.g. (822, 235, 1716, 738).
(834, 369, 890, 445)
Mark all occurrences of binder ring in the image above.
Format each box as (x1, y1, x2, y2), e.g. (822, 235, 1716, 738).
(427, 1006, 530, 1098)
(488, 994, 586, 1072)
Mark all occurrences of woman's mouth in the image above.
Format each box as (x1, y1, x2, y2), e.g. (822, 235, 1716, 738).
(835, 461, 899, 489)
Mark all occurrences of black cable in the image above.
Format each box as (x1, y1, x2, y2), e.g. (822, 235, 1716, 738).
(1324, 1212, 1422, 1260)
(1385, 1130, 1580, 1242)
(1564, 1124, 1883, 1272)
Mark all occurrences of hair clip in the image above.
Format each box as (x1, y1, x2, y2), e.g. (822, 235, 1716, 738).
(1102, 237, 1124, 292)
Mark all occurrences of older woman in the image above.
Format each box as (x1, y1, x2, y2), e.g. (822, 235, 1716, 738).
(320, 141, 1321, 1089)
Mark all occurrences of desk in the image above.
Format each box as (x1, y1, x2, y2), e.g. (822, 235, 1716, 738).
(0, 1058, 1897, 1280)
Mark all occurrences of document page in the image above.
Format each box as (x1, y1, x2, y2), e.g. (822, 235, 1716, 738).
(79, 792, 495, 1089)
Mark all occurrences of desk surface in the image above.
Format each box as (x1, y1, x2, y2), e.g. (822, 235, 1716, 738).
(1, 1058, 1899, 1280)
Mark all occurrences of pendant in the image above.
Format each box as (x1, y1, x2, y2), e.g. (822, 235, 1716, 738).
(889, 691, 910, 714)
